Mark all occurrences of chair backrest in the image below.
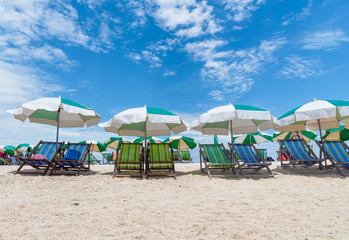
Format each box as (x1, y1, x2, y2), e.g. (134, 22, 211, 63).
(172, 151, 178, 161)
(149, 143, 172, 162)
(281, 140, 314, 160)
(118, 143, 142, 163)
(200, 144, 230, 164)
(323, 141, 349, 163)
(179, 150, 190, 160)
(36, 141, 63, 161)
(233, 144, 260, 164)
(256, 149, 266, 160)
(64, 143, 90, 163)
(102, 153, 112, 162)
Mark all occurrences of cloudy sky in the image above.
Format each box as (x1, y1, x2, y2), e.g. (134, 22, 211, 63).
(1, 0, 349, 160)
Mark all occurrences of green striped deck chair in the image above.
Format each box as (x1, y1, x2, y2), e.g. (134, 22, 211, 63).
(229, 143, 273, 178)
(114, 143, 143, 178)
(315, 140, 349, 177)
(199, 143, 236, 179)
(172, 151, 179, 162)
(49, 142, 91, 176)
(102, 152, 113, 164)
(146, 143, 175, 179)
(256, 149, 266, 161)
(15, 141, 64, 175)
(178, 150, 192, 163)
(278, 139, 325, 173)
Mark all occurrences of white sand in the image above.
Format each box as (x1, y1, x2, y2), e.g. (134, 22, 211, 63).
(0, 163, 348, 240)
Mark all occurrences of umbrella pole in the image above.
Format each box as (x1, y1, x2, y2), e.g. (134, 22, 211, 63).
(56, 107, 61, 150)
(144, 121, 147, 173)
(230, 120, 234, 162)
(317, 119, 326, 168)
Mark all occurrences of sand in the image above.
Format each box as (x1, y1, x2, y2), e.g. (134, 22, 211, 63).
(0, 163, 348, 240)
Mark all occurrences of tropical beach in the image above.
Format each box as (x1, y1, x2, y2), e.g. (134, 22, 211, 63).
(1, 163, 349, 240)
(2, 1, 349, 240)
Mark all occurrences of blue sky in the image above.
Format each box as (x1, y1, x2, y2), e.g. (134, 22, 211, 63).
(1, 0, 349, 160)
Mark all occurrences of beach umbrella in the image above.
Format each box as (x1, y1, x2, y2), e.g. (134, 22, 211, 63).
(15, 143, 34, 153)
(233, 132, 273, 144)
(104, 137, 130, 150)
(191, 104, 276, 144)
(7, 96, 101, 143)
(134, 136, 163, 145)
(163, 136, 197, 150)
(323, 126, 349, 141)
(79, 140, 106, 152)
(99, 106, 188, 160)
(273, 131, 317, 143)
(0, 145, 16, 156)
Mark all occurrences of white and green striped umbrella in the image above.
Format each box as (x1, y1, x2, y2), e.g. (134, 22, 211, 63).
(163, 136, 197, 150)
(277, 99, 349, 132)
(104, 137, 130, 150)
(233, 132, 273, 145)
(191, 104, 276, 143)
(15, 143, 34, 153)
(99, 106, 187, 137)
(0, 145, 16, 156)
(7, 96, 100, 142)
(273, 131, 317, 143)
(134, 136, 163, 146)
(79, 140, 106, 152)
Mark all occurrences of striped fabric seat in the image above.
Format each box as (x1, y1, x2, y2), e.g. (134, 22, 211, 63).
(149, 144, 173, 169)
(233, 144, 266, 167)
(323, 141, 349, 167)
(172, 152, 179, 161)
(200, 144, 231, 168)
(117, 143, 142, 170)
(281, 140, 316, 164)
(27, 142, 63, 166)
(179, 151, 191, 161)
(57, 143, 89, 167)
(256, 149, 266, 160)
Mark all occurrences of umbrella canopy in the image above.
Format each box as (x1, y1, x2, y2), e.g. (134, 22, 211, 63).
(104, 137, 130, 150)
(273, 131, 317, 143)
(79, 140, 106, 152)
(99, 106, 187, 137)
(134, 136, 163, 146)
(0, 145, 16, 156)
(233, 132, 273, 144)
(323, 126, 349, 141)
(277, 99, 349, 132)
(191, 104, 276, 143)
(163, 136, 197, 150)
(15, 143, 34, 153)
(7, 96, 101, 142)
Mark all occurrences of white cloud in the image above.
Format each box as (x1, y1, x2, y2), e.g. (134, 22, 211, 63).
(146, 0, 221, 38)
(222, 0, 266, 22)
(281, 0, 312, 26)
(164, 71, 176, 76)
(277, 55, 324, 80)
(301, 29, 349, 50)
(185, 37, 286, 100)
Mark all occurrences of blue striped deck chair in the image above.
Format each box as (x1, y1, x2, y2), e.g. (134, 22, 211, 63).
(49, 142, 91, 176)
(199, 143, 237, 179)
(15, 141, 64, 175)
(146, 143, 176, 179)
(315, 140, 349, 177)
(113, 143, 143, 178)
(178, 150, 193, 163)
(229, 143, 273, 178)
(278, 139, 325, 172)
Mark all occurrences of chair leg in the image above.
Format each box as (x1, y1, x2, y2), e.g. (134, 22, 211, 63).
(14, 162, 26, 174)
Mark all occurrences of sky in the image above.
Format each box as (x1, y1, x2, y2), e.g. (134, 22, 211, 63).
(1, 0, 349, 161)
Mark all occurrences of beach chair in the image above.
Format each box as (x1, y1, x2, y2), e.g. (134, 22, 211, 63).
(199, 144, 237, 179)
(315, 140, 349, 177)
(256, 149, 267, 161)
(49, 142, 91, 176)
(177, 150, 193, 163)
(146, 143, 176, 179)
(172, 151, 180, 163)
(113, 143, 143, 178)
(229, 143, 273, 178)
(102, 152, 113, 164)
(278, 139, 326, 173)
(14, 141, 64, 175)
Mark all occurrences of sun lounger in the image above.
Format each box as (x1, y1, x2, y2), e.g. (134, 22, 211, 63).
(113, 143, 143, 178)
(229, 143, 273, 178)
(49, 142, 91, 176)
(102, 152, 113, 164)
(146, 143, 176, 179)
(278, 139, 326, 173)
(177, 150, 193, 163)
(315, 140, 349, 177)
(15, 141, 64, 175)
(199, 143, 237, 179)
